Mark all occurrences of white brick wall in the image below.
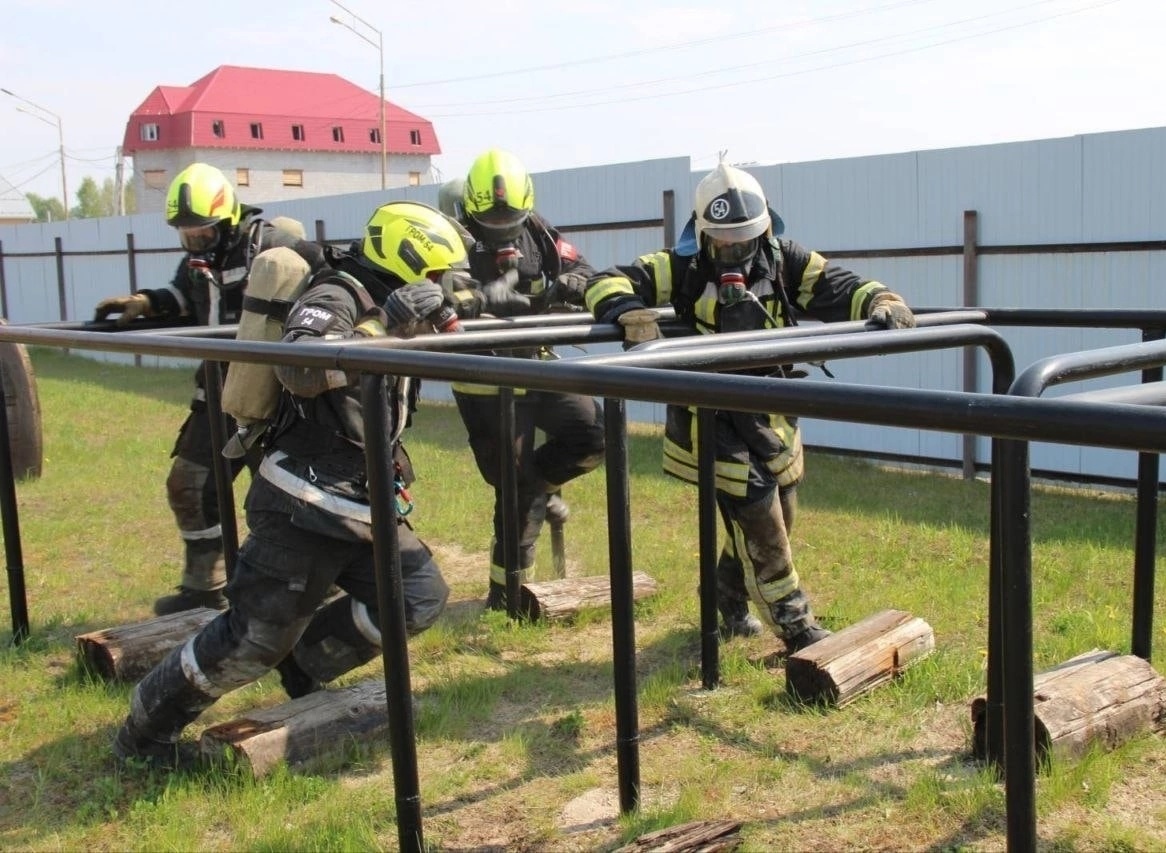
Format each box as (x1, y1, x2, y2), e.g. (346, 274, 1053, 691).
(131, 150, 434, 215)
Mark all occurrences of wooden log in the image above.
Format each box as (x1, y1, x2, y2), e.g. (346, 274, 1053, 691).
(0, 324, 43, 480)
(519, 571, 658, 621)
(971, 649, 1166, 763)
(614, 818, 743, 852)
(785, 609, 935, 707)
(75, 608, 219, 682)
(200, 678, 395, 777)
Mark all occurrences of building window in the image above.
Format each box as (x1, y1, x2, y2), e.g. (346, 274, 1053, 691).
(369, 128, 381, 144)
(143, 169, 167, 189)
(235, 168, 250, 187)
(140, 123, 159, 142)
(250, 122, 264, 140)
(332, 126, 344, 143)
(292, 124, 305, 141)
(409, 129, 421, 146)
(212, 120, 225, 138)
(408, 172, 421, 187)
(282, 169, 303, 188)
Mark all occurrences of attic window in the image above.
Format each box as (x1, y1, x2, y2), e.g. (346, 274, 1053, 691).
(212, 120, 225, 138)
(140, 123, 159, 142)
(292, 124, 305, 142)
(409, 129, 421, 146)
(332, 126, 344, 143)
(369, 128, 381, 144)
(250, 122, 264, 140)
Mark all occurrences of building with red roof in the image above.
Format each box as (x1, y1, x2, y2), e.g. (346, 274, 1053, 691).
(122, 65, 440, 214)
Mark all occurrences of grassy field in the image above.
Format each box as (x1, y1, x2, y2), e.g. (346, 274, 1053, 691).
(1, 347, 1164, 851)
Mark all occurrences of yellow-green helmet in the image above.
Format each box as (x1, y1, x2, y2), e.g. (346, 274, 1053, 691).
(462, 149, 534, 243)
(165, 163, 243, 254)
(360, 201, 469, 284)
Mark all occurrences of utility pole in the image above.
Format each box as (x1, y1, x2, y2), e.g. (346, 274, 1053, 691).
(329, 0, 387, 190)
(2, 87, 68, 218)
(114, 146, 125, 215)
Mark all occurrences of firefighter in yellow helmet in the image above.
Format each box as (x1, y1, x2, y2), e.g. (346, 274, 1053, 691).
(93, 163, 323, 616)
(438, 149, 605, 610)
(114, 201, 459, 768)
(584, 158, 916, 653)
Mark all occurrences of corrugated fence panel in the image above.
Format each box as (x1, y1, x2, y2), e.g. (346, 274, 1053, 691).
(3, 129, 1166, 482)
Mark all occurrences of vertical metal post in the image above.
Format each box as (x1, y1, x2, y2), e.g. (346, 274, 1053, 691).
(0, 377, 28, 644)
(126, 233, 141, 367)
(999, 437, 1037, 852)
(314, 219, 327, 244)
(604, 397, 641, 813)
(499, 387, 522, 618)
(697, 407, 720, 689)
(53, 237, 67, 322)
(961, 210, 980, 480)
(201, 362, 239, 579)
(360, 373, 424, 853)
(1131, 326, 1163, 659)
(0, 239, 8, 319)
(662, 190, 676, 249)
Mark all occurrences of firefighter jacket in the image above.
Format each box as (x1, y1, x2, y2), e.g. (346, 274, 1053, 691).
(138, 207, 316, 328)
(447, 211, 595, 394)
(585, 238, 895, 495)
(257, 256, 417, 543)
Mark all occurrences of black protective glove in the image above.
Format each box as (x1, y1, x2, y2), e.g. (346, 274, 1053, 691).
(550, 271, 588, 306)
(479, 274, 531, 317)
(383, 281, 445, 336)
(93, 293, 154, 327)
(866, 291, 916, 329)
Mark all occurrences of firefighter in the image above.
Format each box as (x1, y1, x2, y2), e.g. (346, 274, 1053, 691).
(440, 150, 606, 610)
(113, 201, 459, 768)
(584, 159, 916, 652)
(93, 163, 323, 616)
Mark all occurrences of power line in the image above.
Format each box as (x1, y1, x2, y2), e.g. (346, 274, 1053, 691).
(415, 0, 1070, 111)
(391, 0, 947, 90)
(422, 0, 1123, 118)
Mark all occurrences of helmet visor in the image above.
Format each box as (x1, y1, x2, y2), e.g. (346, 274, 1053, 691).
(178, 224, 219, 253)
(471, 206, 529, 244)
(707, 236, 759, 266)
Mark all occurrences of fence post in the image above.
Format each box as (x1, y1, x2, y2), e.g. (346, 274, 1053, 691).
(961, 210, 980, 480)
(0, 240, 7, 319)
(314, 219, 327, 244)
(54, 237, 67, 322)
(662, 190, 676, 249)
(127, 233, 141, 367)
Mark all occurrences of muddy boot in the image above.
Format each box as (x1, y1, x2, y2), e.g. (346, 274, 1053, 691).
(485, 581, 508, 612)
(275, 655, 323, 700)
(113, 719, 202, 771)
(768, 589, 831, 653)
(719, 598, 763, 639)
(155, 538, 228, 615)
(153, 586, 227, 616)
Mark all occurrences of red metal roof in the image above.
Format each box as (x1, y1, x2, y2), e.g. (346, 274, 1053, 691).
(122, 65, 439, 156)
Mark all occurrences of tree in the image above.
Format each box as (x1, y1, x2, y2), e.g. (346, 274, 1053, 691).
(68, 176, 135, 218)
(26, 193, 66, 223)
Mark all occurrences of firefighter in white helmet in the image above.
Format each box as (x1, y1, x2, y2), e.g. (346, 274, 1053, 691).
(585, 158, 915, 652)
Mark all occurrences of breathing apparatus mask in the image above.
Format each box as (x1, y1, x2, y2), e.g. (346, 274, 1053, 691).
(706, 236, 760, 307)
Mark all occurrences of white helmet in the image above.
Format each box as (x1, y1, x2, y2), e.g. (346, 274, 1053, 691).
(693, 162, 771, 265)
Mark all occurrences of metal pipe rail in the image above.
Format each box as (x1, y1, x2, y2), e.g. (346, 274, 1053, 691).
(4, 324, 1166, 852)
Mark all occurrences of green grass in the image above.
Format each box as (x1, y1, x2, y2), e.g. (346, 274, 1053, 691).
(1, 347, 1165, 851)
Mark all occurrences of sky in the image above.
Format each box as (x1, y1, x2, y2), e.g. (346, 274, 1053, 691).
(2, 0, 1164, 205)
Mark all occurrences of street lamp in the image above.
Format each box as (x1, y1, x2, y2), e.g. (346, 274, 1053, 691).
(2, 87, 68, 219)
(329, 0, 386, 190)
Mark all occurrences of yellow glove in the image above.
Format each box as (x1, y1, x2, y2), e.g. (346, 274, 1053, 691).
(866, 292, 915, 329)
(617, 308, 662, 351)
(94, 293, 153, 327)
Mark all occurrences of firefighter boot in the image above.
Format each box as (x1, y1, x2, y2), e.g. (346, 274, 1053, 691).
(113, 643, 214, 770)
(154, 538, 228, 615)
(545, 492, 570, 526)
(275, 654, 323, 700)
(768, 589, 831, 653)
(485, 581, 508, 612)
(720, 598, 764, 639)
